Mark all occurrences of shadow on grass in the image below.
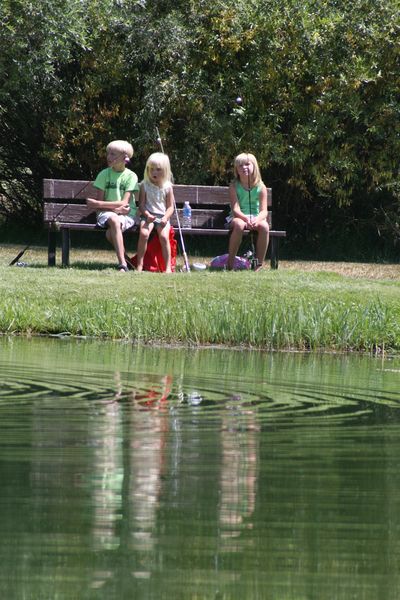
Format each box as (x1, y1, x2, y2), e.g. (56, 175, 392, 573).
(9, 262, 118, 271)
(70, 261, 119, 271)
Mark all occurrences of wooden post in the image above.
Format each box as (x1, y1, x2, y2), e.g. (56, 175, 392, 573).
(48, 230, 56, 266)
(61, 228, 70, 267)
(270, 237, 279, 270)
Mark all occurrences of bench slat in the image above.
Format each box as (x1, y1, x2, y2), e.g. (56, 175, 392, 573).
(43, 179, 99, 199)
(44, 203, 273, 229)
(44, 202, 96, 223)
(172, 228, 287, 236)
(43, 179, 272, 207)
(172, 185, 272, 207)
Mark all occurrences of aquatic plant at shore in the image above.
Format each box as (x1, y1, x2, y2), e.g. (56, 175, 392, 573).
(1, 259, 399, 353)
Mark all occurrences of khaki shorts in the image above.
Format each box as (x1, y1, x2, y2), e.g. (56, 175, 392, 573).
(97, 212, 137, 232)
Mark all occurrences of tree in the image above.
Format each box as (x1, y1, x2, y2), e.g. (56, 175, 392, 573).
(1, 0, 399, 257)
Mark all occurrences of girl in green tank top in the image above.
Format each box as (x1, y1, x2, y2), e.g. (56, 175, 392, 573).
(234, 181, 262, 216)
(227, 153, 270, 271)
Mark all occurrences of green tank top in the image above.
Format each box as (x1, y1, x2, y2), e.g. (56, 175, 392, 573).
(235, 182, 262, 215)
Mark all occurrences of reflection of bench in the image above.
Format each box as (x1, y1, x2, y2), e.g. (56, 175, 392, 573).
(43, 179, 286, 268)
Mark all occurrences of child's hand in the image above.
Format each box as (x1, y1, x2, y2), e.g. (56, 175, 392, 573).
(117, 205, 130, 215)
(86, 198, 98, 209)
(249, 216, 260, 229)
(146, 214, 156, 223)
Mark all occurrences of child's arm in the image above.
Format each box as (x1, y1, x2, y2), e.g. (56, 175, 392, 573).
(86, 188, 104, 210)
(253, 184, 268, 225)
(229, 183, 252, 227)
(86, 190, 131, 213)
(114, 191, 132, 214)
(138, 184, 156, 223)
(129, 190, 139, 216)
(159, 187, 175, 226)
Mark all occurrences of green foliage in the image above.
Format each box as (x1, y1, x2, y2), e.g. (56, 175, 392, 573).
(0, 0, 399, 256)
(1, 263, 400, 351)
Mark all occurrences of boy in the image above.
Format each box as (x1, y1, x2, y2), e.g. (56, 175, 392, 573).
(86, 140, 139, 272)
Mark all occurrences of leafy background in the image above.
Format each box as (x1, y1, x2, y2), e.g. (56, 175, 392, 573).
(0, 0, 399, 258)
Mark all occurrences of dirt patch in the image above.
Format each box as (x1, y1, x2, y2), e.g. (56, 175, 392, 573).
(281, 260, 400, 280)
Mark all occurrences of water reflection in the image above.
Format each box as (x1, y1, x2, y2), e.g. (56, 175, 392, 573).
(218, 397, 258, 548)
(1, 337, 400, 599)
(90, 373, 173, 588)
(91, 396, 123, 553)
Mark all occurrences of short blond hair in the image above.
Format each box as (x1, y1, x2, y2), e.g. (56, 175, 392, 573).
(143, 152, 173, 186)
(106, 140, 134, 158)
(233, 153, 262, 187)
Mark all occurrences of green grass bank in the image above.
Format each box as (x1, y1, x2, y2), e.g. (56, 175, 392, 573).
(1, 245, 399, 353)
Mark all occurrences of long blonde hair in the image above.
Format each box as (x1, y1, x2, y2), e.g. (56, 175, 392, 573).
(233, 152, 262, 187)
(143, 152, 173, 187)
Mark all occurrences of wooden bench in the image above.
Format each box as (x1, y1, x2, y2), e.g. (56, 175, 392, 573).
(43, 179, 286, 269)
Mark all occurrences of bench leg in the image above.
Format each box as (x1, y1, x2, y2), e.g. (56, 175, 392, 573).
(48, 231, 56, 267)
(61, 229, 70, 267)
(270, 237, 280, 270)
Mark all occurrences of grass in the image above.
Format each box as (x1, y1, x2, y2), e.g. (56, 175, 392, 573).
(1, 244, 399, 352)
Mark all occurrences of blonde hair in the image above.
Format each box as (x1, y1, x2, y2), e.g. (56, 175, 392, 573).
(233, 152, 262, 187)
(143, 152, 173, 186)
(106, 140, 134, 158)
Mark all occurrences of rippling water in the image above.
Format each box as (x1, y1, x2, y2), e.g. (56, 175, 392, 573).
(0, 337, 400, 599)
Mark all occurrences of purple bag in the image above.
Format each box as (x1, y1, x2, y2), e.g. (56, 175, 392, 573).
(209, 254, 251, 270)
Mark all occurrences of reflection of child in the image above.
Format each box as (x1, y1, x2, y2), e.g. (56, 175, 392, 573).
(227, 153, 270, 271)
(135, 375, 173, 409)
(136, 152, 175, 273)
(86, 140, 139, 272)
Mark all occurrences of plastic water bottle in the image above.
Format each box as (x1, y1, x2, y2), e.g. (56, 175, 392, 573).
(182, 201, 192, 228)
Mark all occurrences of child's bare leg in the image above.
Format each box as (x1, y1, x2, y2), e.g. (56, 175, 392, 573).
(136, 222, 152, 272)
(228, 219, 245, 269)
(105, 214, 127, 268)
(255, 221, 269, 268)
(158, 225, 172, 273)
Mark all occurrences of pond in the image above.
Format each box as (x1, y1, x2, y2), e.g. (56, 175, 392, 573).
(0, 337, 400, 600)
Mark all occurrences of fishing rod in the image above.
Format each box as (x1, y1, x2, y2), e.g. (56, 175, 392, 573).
(155, 127, 191, 272)
(234, 98, 259, 270)
(51, 180, 93, 225)
(8, 179, 93, 266)
(247, 167, 259, 271)
(9, 245, 30, 266)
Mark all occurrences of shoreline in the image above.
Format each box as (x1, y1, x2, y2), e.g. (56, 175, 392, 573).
(1, 245, 399, 353)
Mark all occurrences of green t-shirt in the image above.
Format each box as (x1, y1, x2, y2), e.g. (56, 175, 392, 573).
(93, 167, 139, 218)
(234, 181, 262, 215)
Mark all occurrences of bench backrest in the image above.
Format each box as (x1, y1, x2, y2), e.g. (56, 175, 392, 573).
(43, 179, 98, 200)
(43, 179, 273, 228)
